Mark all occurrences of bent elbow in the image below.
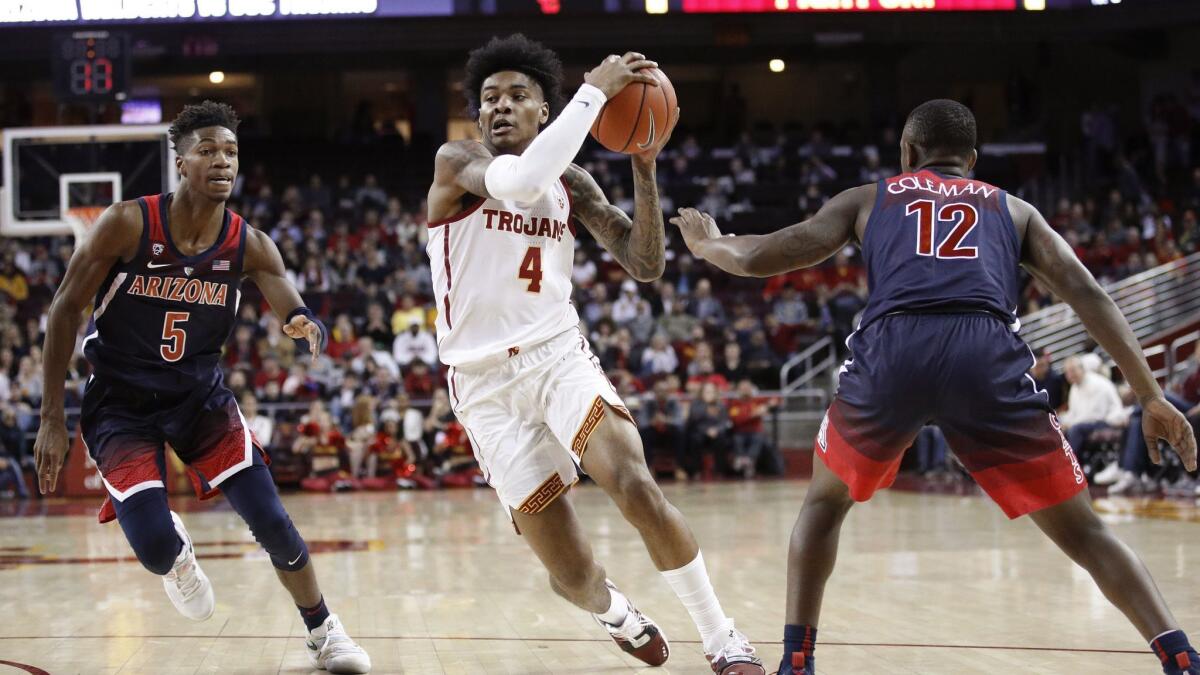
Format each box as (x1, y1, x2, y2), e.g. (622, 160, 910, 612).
(634, 261, 666, 283)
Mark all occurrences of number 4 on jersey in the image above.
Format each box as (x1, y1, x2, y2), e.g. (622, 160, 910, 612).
(905, 199, 979, 259)
(519, 246, 543, 293)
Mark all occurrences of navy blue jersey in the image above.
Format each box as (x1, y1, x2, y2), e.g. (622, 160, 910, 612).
(856, 170, 1021, 330)
(84, 193, 247, 393)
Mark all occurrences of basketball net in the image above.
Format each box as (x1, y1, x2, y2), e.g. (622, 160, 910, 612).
(65, 205, 107, 244)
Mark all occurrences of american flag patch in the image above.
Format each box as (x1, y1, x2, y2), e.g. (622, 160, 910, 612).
(212, 260, 230, 271)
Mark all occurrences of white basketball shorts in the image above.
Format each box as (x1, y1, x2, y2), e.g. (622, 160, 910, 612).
(447, 328, 633, 516)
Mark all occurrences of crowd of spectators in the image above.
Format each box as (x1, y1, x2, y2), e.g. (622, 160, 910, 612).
(0, 100, 1198, 496)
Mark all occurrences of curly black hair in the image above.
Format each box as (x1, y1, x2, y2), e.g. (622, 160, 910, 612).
(903, 99, 977, 157)
(463, 34, 565, 120)
(168, 100, 240, 152)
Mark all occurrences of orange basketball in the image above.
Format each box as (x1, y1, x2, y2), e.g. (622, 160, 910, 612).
(590, 68, 677, 154)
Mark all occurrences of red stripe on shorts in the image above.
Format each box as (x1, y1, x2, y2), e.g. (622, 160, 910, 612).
(969, 418, 1088, 518)
(815, 405, 905, 502)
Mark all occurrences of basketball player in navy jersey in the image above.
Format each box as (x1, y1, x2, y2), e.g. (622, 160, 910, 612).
(33, 102, 371, 674)
(673, 100, 1200, 675)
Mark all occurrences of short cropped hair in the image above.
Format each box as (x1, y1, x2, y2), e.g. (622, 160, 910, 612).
(903, 99, 977, 157)
(168, 100, 240, 152)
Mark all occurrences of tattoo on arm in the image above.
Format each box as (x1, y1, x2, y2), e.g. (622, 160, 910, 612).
(565, 162, 665, 281)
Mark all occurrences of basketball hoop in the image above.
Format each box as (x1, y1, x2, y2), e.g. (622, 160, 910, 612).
(65, 205, 108, 243)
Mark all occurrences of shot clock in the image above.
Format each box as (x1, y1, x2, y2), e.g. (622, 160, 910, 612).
(52, 32, 130, 102)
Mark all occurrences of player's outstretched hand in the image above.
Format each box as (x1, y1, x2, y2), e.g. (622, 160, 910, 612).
(34, 421, 70, 495)
(585, 52, 659, 101)
(669, 207, 723, 258)
(1141, 396, 1197, 471)
(283, 314, 322, 363)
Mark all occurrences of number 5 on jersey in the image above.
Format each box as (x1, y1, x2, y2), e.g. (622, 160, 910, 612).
(519, 246, 543, 293)
(161, 311, 189, 362)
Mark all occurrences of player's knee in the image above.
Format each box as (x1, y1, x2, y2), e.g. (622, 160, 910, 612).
(612, 473, 669, 526)
(129, 526, 182, 575)
(248, 510, 296, 553)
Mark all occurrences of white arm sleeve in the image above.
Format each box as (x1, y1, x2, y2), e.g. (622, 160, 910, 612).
(484, 83, 607, 203)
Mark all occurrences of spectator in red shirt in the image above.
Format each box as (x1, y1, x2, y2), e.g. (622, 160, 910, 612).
(294, 403, 354, 492)
(254, 356, 288, 395)
(726, 379, 782, 478)
(686, 356, 730, 395)
(826, 250, 864, 294)
(328, 314, 358, 360)
(224, 324, 259, 370)
(404, 360, 436, 400)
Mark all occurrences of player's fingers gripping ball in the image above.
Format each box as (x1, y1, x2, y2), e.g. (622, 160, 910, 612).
(590, 67, 678, 154)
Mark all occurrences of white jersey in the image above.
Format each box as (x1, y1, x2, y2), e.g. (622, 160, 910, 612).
(427, 177, 579, 368)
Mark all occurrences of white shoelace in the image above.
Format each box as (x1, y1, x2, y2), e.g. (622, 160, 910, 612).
(321, 627, 363, 659)
(611, 609, 653, 642)
(712, 630, 757, 662)
(167, 552, 205, 600)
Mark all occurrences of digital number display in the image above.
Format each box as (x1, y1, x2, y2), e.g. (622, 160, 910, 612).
(52, 33, 129, 101)
(683, 0, 1017, 10)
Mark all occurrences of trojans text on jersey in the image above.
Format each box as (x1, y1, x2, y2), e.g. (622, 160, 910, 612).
(480, 207, 569, 241)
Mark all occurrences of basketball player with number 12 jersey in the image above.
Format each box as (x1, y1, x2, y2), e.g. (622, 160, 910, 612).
(426, 35, 765, 674)
(674, 99, 1200, 675)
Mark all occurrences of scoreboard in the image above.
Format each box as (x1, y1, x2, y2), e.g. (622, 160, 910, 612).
(0, 0, 1152, 23)
(52, 32, 130, 101)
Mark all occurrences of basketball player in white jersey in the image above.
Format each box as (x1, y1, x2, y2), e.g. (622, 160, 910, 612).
(425, 35, 764, 674)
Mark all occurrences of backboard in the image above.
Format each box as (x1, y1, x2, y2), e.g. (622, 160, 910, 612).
(1, 124, 177, 238)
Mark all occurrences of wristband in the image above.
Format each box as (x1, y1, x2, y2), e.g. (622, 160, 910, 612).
(285, 307, 329, 352)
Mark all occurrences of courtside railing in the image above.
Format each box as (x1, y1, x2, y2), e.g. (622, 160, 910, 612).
(1019, 252, 1200, 377)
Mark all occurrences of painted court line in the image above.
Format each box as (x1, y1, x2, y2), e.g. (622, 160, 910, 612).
(0, 635, 1147, 654)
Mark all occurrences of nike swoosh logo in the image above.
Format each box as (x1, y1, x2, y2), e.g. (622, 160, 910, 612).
(580, 101, 590, 108)
(147, 262, 172, 269)
(288, 551, 304, 566)
(636, 108, 657, 150)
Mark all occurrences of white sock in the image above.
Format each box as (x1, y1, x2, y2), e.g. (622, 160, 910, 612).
(660, 551, 734, 654)
(596, 581, 631, 625)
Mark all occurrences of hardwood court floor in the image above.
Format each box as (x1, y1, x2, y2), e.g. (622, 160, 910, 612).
(1, 480, 1198, 674)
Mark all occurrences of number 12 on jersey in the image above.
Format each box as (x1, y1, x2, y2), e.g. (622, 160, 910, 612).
(905, 199, 979, 259)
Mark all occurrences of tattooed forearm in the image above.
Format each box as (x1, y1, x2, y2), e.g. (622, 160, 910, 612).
(624, 157, 666, 279)
(565, 161, 666, 281)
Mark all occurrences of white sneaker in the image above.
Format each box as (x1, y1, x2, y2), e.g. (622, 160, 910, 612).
(705, 624, 765, 674)
(1108, 471, 1139, 495)
(306, 613, 372, 673)
(1094, 461, 1123, 485)
(163, 511, 215, 621)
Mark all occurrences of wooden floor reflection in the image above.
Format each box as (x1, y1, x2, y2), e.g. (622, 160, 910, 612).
(1, 480, 1196, 673)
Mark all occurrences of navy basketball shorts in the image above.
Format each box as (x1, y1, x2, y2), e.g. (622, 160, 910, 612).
(80, 375, 264, 523)
(815, 313, 1087, 518)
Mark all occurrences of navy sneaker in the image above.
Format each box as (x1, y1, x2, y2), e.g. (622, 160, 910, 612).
(1155, 644, 1200, 675)
(775, 651, 814, 675)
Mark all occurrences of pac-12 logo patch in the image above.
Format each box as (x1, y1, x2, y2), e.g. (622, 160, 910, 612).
(817, 413, 830, 453)
(152, 243, 164, 256)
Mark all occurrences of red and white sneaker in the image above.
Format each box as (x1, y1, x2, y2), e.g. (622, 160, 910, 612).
(593, 586, 670, 666)
(707, 625, 766, 675)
